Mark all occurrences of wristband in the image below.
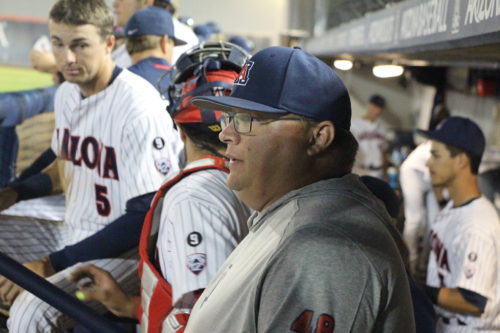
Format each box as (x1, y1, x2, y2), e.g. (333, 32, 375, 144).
(423, 285, 440, 304)
(10, 173, 52, 201)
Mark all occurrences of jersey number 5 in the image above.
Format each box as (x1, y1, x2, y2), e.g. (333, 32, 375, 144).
(95, 184, 111, 216)
(291, 310, 334, 333)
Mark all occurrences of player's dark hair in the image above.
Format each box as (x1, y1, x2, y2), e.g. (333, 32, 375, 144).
(153, 0, 176, 15)
(49, 0, 114, 40)
(178, 123, 226, 158)
(445, 144, 481, 175)
(126, 35, 163, 55)
(330, 127, 359, 177)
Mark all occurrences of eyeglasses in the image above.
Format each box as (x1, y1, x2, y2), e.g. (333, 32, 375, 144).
(220, 111, 305, 134)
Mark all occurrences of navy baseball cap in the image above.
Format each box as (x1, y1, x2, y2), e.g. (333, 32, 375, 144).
(369, 94, 386, 108)
(417, 116, 486, 158)
(192, 46, 352, 130)
(125, 6, 186, 46)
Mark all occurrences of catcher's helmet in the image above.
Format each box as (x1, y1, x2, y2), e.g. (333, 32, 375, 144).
(166, 42, 250, 132)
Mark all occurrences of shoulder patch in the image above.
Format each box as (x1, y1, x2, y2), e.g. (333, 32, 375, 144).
(155, 158, 171, 175)
(464, 264, 476, 279)
(186, 253, 207, 275)
(153, 137, 165, 150)
(187, 231, 203, 247)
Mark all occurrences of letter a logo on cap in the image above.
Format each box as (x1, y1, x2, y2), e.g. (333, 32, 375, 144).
(234, 61, 254, 86)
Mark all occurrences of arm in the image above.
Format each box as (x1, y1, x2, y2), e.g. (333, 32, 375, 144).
(400, 163, 430, 278)
(49, 192, 153, 271)
(424, 286, 485, 316)
(0, 192, 152, 305)
(68, 264, 139, 318)
(0, 156, 62, 211)
(157, 189, 244, 309)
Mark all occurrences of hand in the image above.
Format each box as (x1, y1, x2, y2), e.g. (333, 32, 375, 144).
(68, 264, 137, 318)
(0, 187, 18, 211)
(0, 257, 54, 305)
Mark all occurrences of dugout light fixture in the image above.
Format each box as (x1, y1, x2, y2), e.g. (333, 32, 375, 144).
(333, 59, 353, 71)
(372, 64, 404, 78)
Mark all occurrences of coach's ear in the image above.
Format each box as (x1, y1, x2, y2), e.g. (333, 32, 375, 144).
(306, 120, 335, 156)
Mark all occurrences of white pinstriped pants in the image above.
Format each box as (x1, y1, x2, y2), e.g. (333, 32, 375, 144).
(0, 197, 140, 333)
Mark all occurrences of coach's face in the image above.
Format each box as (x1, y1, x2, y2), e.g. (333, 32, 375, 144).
(427, 140, 458, 187)
(219, 110, 313, 211)
(49, 21, 114, 87)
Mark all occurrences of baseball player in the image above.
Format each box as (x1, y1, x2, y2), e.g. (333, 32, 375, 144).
(0, 0, 183, 331)
(113, 0, 199, 65)
(0, 5, 183, 222)
(419, 117, 500, 332)
(351, 94, 388, 179)
(68, 41, 251, 333)
(0, 0, 169, 224)
(184, 46, 414, 332)
(125, 6, 185, 90)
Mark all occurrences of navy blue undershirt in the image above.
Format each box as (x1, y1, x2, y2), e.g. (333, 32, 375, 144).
(49, 192, 154, 271)
(127, 57, 171, 91)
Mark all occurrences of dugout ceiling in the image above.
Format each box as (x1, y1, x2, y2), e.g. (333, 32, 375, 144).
(302, 0, 500, 69)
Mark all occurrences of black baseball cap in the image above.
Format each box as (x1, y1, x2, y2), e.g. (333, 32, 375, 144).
(191, 46, 352, 130)
(417, 116, 486, 158)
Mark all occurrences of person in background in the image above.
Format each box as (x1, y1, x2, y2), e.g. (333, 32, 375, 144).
(351, 94, 388, 179)
(420, 117, 500, 332)
(125, 6, 185, 88)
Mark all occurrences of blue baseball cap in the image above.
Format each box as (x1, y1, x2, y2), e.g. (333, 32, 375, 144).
(125, 6, 186, 46)
(417, 116, 486, 158)
(192, 46, 352, 130)
(228, 36, 251, 52)
(193, 24, 213, 41)
(369, 94, 386, 108)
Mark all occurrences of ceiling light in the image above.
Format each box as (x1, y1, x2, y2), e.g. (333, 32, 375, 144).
(333, 60, 353, 71)
(372, 64, 404, 78)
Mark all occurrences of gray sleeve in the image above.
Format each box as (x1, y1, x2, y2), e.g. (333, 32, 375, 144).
(256, 227, 415, 333)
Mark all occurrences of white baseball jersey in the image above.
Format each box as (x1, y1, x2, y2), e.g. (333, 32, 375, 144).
(427, 196, 500, 332)
(157, 167, 251, 310)
(351, 117, 387, 178)
(51, 68, 183, 242)
(172, 18, 200, 63)
(400, 141, 441, 277)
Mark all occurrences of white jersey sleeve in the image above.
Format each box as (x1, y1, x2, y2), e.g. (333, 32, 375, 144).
(452, 229, 497, 298)
(172, 18, 199, 63)
(119, 111, 181, 200)
(157, 169, 250, 309)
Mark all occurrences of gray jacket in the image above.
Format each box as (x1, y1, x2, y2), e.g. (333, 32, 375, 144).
(186, 174, 416, 333)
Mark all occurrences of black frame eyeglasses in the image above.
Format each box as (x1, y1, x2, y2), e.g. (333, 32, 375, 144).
(219, 111, 305, 134)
